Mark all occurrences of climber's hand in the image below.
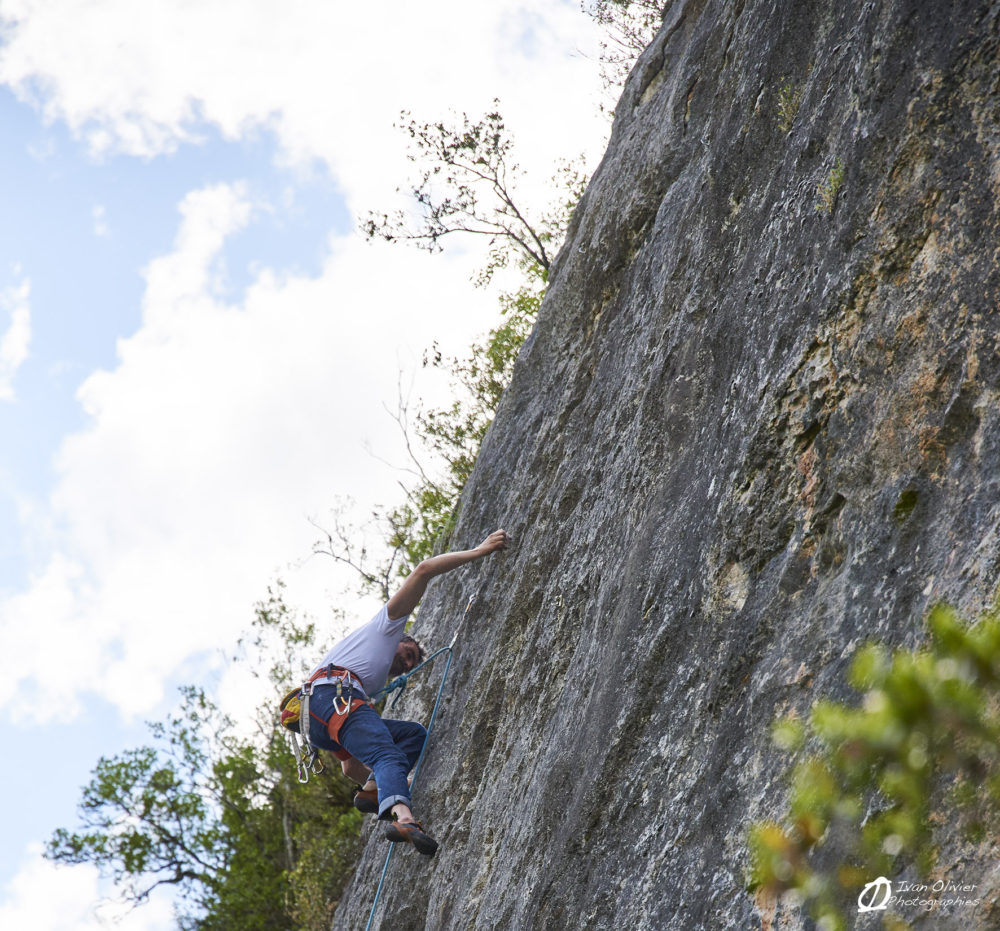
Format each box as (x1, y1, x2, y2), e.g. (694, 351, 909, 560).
(477, 529, 510, 556)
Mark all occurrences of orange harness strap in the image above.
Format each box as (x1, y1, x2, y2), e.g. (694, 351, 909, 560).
(306, 664, 373, 761)
(312, 697, 370, 742)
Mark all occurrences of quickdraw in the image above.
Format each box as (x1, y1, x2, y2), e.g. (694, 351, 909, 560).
(295, 681, 324, 783)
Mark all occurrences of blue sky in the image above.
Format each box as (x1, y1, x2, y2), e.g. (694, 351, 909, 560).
(0, 85, 350, 903)
(0, 89, 349, 588)
(0, 2, 610, 927)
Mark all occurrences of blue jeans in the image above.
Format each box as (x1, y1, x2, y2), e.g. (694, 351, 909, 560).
(308, 685, 427, 819)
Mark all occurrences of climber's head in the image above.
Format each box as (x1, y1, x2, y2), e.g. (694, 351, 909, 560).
(389, 635, 424, 677)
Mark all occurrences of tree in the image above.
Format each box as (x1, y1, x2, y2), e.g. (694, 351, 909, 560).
(349, 9, 668, 590)
(311, 273, 542, 594)
(53, 12, 668, 921)
(47, 586, 363, 931)
(384, 266, 544, 571)
(314, 106, 586, 592)
(583, 1, 667, 104)
(749, 601, 1000, 931)
(363, 103, 585, 281)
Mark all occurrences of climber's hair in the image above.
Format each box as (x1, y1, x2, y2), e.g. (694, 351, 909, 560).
(401, 634, 424, 664)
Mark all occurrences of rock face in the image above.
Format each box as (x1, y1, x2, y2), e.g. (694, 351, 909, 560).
(334, 0, 1000, 928)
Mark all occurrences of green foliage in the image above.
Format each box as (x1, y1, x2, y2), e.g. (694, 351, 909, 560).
(363, 104, 585, 276)
(48, 587, 363, 930)
(776, 77, 803, 133)
(816, 158, 845, 214)
(748, 601, 1000, 930)
(893, 488, 919, 524)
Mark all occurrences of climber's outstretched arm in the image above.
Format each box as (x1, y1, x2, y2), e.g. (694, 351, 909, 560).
(386, 530, 510, 620)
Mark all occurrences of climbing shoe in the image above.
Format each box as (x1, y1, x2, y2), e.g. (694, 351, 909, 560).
(384, 818, 439, 857)
(353, 785, 378, 815)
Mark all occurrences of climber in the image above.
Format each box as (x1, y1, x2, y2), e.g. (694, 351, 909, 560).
(305, 529, 510, 856)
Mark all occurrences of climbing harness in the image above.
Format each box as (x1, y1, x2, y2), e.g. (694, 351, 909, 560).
(364, 597, 474, 931)
(279, 663, 369, 784)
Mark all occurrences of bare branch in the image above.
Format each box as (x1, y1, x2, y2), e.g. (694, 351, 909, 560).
(582, 1, 667, 107)
(363, 102, 559, 275)
(308, 515, 388, 598)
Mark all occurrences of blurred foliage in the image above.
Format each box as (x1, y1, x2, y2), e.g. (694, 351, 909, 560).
(749, 601, 1000, 931)
(48, 585, 363, 930)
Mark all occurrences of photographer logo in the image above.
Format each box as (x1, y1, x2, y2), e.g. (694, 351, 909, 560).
(858, 877, 892, 912)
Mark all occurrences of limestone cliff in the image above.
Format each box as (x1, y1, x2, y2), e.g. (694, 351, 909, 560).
(335, 0, 1000, 927)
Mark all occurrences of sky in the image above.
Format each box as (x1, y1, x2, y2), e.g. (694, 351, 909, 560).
(0, 1, 614, 927)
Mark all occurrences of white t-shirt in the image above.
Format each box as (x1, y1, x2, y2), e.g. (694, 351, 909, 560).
(310, 603, 410, 695)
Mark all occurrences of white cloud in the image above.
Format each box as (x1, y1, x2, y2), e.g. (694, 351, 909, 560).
(0, 843, 173, 931)
(0, 276, 31, 401)
(0, 1, 616, 723)
(0, 180, 498, 721)
(0, 4, 619, 926)
(0, 0, 609, 214)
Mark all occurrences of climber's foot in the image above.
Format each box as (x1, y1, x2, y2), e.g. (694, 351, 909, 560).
(353, 785, 378, 815)
(384, 818, 439, 857)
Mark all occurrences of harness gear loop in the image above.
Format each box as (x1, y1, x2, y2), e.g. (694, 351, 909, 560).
(295, 680, 320, 783)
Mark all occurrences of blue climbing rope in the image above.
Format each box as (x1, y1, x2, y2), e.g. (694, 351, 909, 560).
(362, 599, 471, 931)
(368, 644, 452, 711)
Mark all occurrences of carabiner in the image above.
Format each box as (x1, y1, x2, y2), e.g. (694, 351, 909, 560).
(333, 675, 353, 716)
